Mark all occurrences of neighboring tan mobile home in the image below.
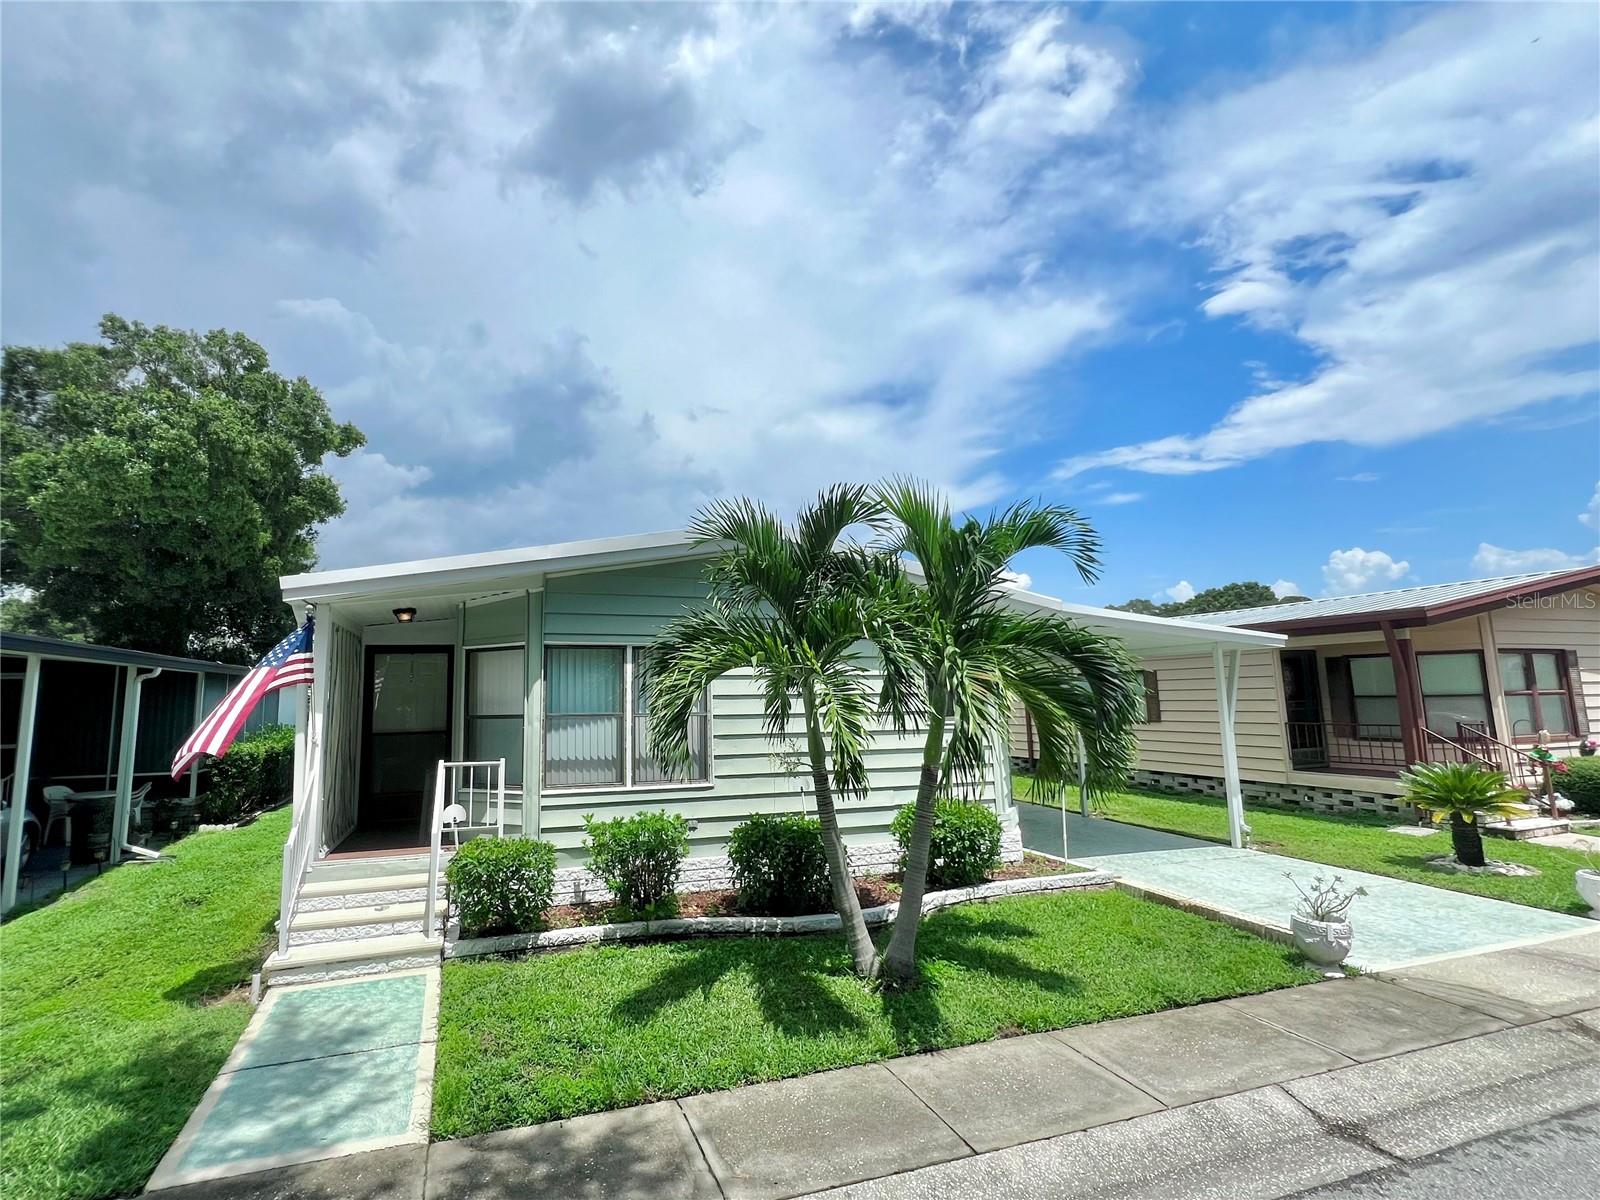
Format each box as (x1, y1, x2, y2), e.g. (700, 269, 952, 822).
(1061, 567, 1599, 818)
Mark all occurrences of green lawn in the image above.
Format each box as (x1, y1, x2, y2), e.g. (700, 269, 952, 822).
(1014, 777, 1592, 916)
(0, 808, 290, 1200)
(433, 888, 1316, 1138)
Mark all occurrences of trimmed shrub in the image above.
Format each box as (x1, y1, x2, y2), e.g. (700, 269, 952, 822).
(199, 724, 296, 823)
(891, 798, 1003, 888)
(583, 810, 690, 919)
(728, 814, 832, 916)
(1562, 756, 1600, 815)
(447, 837, 558, 937)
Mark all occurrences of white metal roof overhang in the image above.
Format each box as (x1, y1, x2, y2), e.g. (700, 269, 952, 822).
(998, 586, 1286, 659)
(279, 530, 717, 621)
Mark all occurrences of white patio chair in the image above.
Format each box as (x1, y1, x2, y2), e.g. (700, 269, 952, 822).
(127, 782, 153, 833)
(441, 803, 469, 849)
(40, 786, 75, 848)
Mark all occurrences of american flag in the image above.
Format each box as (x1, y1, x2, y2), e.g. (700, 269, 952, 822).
(170, 618, 314, 779)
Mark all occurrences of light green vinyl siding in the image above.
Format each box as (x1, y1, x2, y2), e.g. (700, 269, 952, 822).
(534, 561, 996, 866)
(464, 594, 528, 647)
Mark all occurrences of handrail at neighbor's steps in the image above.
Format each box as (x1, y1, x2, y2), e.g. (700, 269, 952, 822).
(1420, 725, 1545, 792)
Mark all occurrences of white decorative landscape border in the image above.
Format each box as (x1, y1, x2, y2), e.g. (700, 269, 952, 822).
(445, 869, 1115, 960)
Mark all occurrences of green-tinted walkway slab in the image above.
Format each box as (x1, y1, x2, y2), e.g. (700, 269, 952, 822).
(1015, 802, 1591, 971)
(147, 970, 438, 1191)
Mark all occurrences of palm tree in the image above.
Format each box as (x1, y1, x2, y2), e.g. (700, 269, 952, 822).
(1399, 761, 1527, 867)
(643, 485, 903, 979)
(872, 480, 1145, 989)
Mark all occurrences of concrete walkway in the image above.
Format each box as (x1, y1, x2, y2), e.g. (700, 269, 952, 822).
(1015, 800, 1592, 971)
(148, 931, 1600, 1199)
(147, 969, 438, 1190)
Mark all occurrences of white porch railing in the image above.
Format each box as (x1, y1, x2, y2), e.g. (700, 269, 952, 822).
(278, 750, 322, 956)
(424, 759, 506, 939)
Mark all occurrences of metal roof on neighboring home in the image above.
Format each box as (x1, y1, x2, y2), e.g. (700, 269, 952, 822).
(1182, 565, 1600, 632)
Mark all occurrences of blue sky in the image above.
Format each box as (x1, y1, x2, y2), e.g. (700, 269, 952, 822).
(3, 2, 1597, 606)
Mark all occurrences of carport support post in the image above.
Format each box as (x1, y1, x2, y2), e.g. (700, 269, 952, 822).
(2, 654, 43, 913)
(1214, 645, 1246, 849)
(1076, 730, 1089, 818)
(111, 667, 161, 864)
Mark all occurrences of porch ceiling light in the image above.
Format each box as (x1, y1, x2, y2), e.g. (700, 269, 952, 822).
(393, 607, 417, 624)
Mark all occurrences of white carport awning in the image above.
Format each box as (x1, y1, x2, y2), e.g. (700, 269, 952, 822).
(997, 585, 1285, 658)
(998, 585, 1285, 851)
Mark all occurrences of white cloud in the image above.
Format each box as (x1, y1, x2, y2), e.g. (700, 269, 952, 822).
(1099, 491, 1144, 505)
(1322, 548, 1409, 595)
(1471, 543, 1599, 575)
(1058, 4, 1600, 481)
(2, 4, 1139, 568)
(1270, 579, 1302, 599)
(1580, 481, 1600, 529)
(1161, 580, 1196, 604)
(998, 570, 1032, 590)
(1337, 473, 1380, 484)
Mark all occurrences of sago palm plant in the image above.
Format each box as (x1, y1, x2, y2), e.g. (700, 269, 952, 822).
(1399, 761, 1527, 868)
(871, 479, 1145, 989)
(642, 485, 908, 979)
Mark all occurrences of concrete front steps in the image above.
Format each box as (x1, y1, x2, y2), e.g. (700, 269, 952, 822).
(263, 853, 445, 986)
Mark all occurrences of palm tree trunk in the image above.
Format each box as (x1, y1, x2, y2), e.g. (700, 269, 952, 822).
(801, 685, 879, 979)
(880, 692, 949, 990)
(1450, 812, 1486, 867)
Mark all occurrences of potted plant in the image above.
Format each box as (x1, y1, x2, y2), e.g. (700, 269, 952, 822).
(1286, 872, 1367, 973)
(1398, 762, 1527, 867)
(1577, 853, 1600, 919)
(1580, 737, 1597, 758)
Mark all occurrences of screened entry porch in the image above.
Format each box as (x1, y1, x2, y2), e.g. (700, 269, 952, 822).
(296, 597, 712, 861)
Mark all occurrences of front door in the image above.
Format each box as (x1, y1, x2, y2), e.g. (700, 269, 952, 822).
(360, 647, 452, 841)
(1281, 650, 1327, 769)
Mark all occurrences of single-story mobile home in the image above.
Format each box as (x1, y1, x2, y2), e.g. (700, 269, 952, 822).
(267, 531, 1280, 983)
(1067, 567, 1598, 818)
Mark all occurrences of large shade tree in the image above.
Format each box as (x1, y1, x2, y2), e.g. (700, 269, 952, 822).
(873, 481, 1145, 989)
(1, 315, 364, 659)
(644, 486, 913, 979)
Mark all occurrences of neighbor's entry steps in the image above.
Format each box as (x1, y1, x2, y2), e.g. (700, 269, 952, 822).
(263, 853, 444, 985)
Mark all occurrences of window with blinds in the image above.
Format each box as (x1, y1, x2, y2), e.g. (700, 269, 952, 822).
(544, 646, 710, 789)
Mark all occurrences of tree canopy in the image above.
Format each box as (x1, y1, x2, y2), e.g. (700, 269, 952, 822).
(1, 315, 364, 660)
(1111, 580, 1308, 618)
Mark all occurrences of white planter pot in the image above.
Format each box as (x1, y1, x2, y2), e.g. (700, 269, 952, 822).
(1575, 869, 1600, 919)
(1291, 913, 1353, 972)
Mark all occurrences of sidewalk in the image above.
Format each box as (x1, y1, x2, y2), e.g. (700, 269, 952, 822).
(151, 929, 1599, 1200)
